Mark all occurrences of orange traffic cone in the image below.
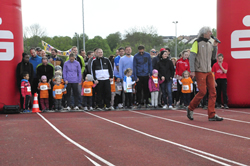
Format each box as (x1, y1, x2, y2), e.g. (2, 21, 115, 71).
(32, 93, 41, 113)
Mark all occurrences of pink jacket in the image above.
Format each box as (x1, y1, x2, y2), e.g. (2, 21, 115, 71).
(148, 76, 164, 92)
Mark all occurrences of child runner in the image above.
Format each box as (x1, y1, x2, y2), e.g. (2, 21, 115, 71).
(53, 77, 67, 111)
(110, 77, 116, 110)
(114, 77, 123, 109)
(178, 70, 193, 108)
(212, 53, 229, 109)
(81, 74, 96, 111)
(148, 69, 164, 108)
(123, 68, 135, 109)
(21, 72, 32, 113)
(38, 75, 51, 111)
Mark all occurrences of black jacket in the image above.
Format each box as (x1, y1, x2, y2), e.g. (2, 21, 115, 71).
(16, 60, 34, 88)
(91, 56, 113, 80)
(156, 58, 175, 82)
(36, 63, 55, 81)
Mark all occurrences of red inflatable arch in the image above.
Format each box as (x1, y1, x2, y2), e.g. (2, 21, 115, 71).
(0, 0, 250, 110)
(0, 0, 23, 110)
(217, 0, 250, 107)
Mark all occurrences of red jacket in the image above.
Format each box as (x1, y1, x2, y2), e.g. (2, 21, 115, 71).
(21, 79, 31, 97)
(175, 58, 190, 76)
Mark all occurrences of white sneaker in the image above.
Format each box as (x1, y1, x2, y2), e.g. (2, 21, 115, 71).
(110, 106, 114, 110)
(66, 106, 71, 111)
(74, 106, 79, 110)
(84, 107, 88, 111)
(90, 107, 93, 111)
(169, 105, 173, 109)
(163, 105, 168, 109)
(118, 104, 123, 109)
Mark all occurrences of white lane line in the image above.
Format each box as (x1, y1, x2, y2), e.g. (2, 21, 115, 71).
(85, 155, 101, 166)
(180, 148, 231, 166)
(36, 113, 115, 166)
(175, 110, 250, 124)
(130, 111, 250, 140)
(218, 109, 250, 115)
(84, 112, 247, 166)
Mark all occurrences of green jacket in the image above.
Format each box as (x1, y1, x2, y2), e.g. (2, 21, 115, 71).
(189, 37, 217, 73)
(66, 55, 85, 74)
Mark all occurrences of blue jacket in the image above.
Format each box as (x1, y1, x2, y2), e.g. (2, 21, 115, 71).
(133, 52, 152, 80)
(29, 55, 42, 78)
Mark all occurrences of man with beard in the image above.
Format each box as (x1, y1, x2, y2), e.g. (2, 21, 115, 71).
(49, 49, 64, 69)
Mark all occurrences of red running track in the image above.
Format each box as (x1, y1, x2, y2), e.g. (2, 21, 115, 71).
(0, 108, 249, 165)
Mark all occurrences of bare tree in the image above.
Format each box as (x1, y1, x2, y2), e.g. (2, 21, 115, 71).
(24, 23, 47, 38)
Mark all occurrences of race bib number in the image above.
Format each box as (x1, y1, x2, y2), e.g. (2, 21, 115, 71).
(117, 85, 122, 91)
(153, 78, 158, 84)
(27, 86, 31, 92)
(182, 85, 189, 91)
(110, 79, 114, 84)
(40, 85, 48, 90)
(84, 88, 91, 94)
(127, 84, 132, 89)
(55, 89, 62, 94)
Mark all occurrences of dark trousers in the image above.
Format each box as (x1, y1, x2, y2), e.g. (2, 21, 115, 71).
(136, 76, 149, 104)
(40, 98, 49, 110)
(24, 95, 30, 110)
(216, 79, 228, 105)
(182, 93, 191, 106)
(172, 91, 177, 104)
(95, 79, 111, 108)
(114, 94, 122, 107)
(54, 99, 62, 109)
(82, 96, 92, 107)
(125, 93, 133, 107)
(176, 80, 183, 104)
(66, 83, 79, 107)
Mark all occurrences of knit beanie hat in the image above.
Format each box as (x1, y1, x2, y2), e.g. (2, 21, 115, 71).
(86, 74, 93, 81)
(152, 69, 158, 74)
(41, 75, 47, 80)
(54, 65, 62, 71)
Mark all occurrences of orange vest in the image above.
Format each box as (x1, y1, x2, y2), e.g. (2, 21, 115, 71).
(110, 78, 116, 92)
(53, 84, 66, 99)
(181, 77, 193, 93)
(38, 82, 50, 98)
(82, 81, 94, 96)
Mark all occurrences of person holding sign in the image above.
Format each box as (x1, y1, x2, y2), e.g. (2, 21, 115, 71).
(148, 69, 164, 108)
(178, 71, 193, 108)
(37, 75, 51, 111)
(53, 77, 67, 111)
(123, 68, 135, 109)
(81, 74, 96, 111)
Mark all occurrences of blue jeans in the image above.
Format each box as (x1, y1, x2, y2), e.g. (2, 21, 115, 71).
(160, 80, 172, 106)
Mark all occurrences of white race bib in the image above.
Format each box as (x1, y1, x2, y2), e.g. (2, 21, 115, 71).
(27, 86, 31, 92)
(182, 85, 189, 91)
(153, 78, 158, 84)
(84, 88, 91, 94)
(40, 85, 48, 90)
(127, 84, 132, 89)
(110, 79, 114, 84)
(117, 85, 122, 91)
(55, 89, 62, 94)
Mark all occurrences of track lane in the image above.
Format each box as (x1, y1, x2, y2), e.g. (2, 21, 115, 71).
(0, 113, 105, 166)
(41, 111, 249, 165)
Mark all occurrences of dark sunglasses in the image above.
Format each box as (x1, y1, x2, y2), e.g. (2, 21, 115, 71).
(152, 51, 156, 53)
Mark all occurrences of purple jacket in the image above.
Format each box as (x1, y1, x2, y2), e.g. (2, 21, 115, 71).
(148, 76, 164, 92)
(63, 60, 82, 83)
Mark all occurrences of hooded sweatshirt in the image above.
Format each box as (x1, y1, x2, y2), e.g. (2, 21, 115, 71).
(175, 57, 190, 76)
(16, 59, 34, 88)
(63, 60, 82, 83)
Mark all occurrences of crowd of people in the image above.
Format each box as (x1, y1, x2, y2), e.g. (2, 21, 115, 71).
(16, 26, 227, 121)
